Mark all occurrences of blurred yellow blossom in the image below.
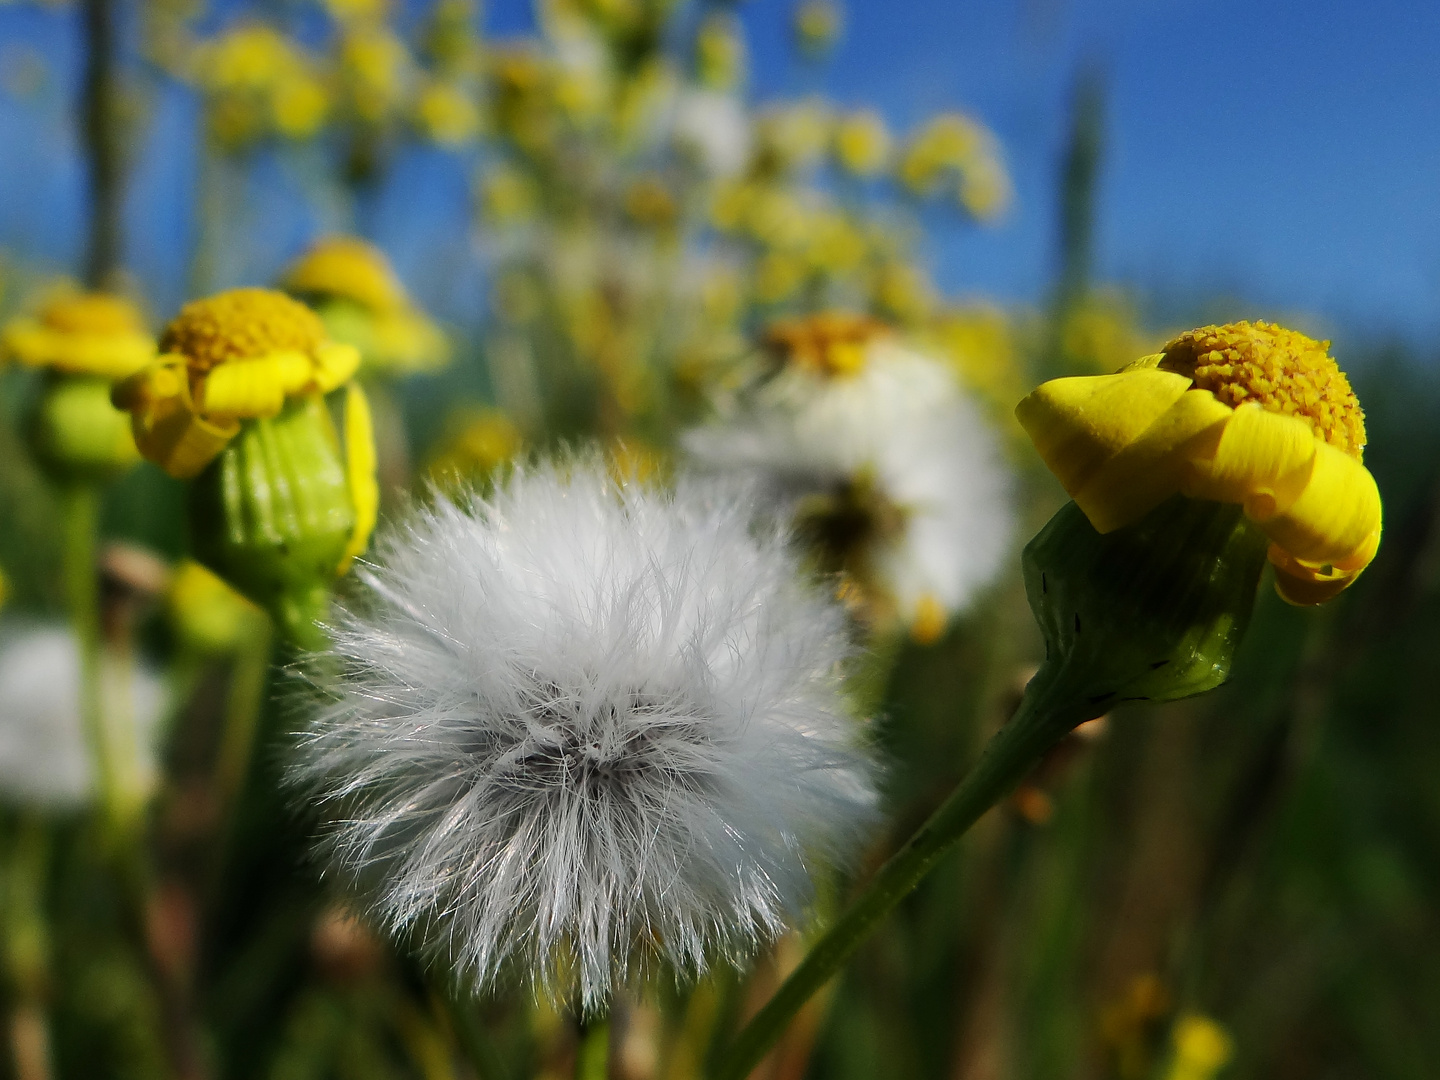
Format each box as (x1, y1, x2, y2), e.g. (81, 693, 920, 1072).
(479, 165, 541, 226)
(195, 24, 329, 148)
(756, 99, 831, 175)
(2, 289, 155, 379)
(899, 111, 1011, 221)
(416, 80, 482, 145)
(793, 0, 843, 57)
(928, 303, 1026, 422)
(695, 12, 746, 90)
(1059, 289, 1164, 374)
(426, 407, 522, 488)
(340, 26, 414, 125)
(1164, 1016, 1233, 1080)
(834, 109, 891, 177)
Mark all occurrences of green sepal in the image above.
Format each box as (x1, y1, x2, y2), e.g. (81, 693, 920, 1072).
(190, 394, 354, 650)
(1023, 495, 1269, 713)
(26, 374, 138, 484)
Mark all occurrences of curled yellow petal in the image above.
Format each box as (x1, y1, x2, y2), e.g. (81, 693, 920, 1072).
(199, 351, 312, 418)
(1073, 388, 1231, 533)
(1261, 440, 1382, 567)
(1016, 369, 1193, 498)
(1183, 403, 1317, 521)
(113, 359, 239, 479)
(339, 381, 378, 572)
(312, 341, 362, 393)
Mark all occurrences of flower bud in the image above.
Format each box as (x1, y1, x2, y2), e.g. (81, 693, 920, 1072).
(26, 375, 141, 483)
(189, 394, 360, 650)
(1023, 495, 1269, 711)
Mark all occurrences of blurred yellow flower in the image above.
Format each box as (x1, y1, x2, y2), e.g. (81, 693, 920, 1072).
(323, 0, 388, 27)
(1017, 321, 1381, 604)
(416, 80, 482, 145)
(763, 311, 889, 377)
(426, 407, 522, 488)
(899, 111, 1010, 221)
(340, 27, 413, 124)
(111, 288, 364, 479)
(1060, 290, 1162, 375)
(793, 0, 843, 56)
(928, 303, 1025, 420)
(282, 237, 449, 376)
(168, 560, 266, 654)
(756, 100, 831, 174)
(196, 25, 329, 148)
(872, 260, 936, 326)
(695, 12, 746, 90)
(1, 290, 155, 379)
(478, 165, 540, 226)
(1164, 1015, 1233, 1080)
(833, 109, 891, 177)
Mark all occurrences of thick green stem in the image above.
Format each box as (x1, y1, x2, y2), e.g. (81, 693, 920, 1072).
(711, 661, 1095, 1080)
(60, 486, 119, 827)
(575, 1015, 610, 1080)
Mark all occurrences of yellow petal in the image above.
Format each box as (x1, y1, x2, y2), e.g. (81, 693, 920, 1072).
(312, 341, 362, 393)
(338, 381, 379, 572)
(1015, 369, 1193, 497)
(199, 351, 312, 419)
(3, 321, 156, 379)
(1183, 403, 1317, 521)
(1072, 388, 1231, 533)
(1268, 537, 1376, 606)
(1261, 440, 1382, 565)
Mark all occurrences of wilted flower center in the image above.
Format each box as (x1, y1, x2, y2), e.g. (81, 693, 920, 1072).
(161, 287, 326, 372)
(1157, 321, 1366, 459)
(765, 312, 890, 377)
(42, 294, 146, 336)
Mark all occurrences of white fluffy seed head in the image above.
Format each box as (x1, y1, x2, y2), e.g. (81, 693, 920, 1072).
(684, 338, 1016, 631)
(291, 458, 877, 1011)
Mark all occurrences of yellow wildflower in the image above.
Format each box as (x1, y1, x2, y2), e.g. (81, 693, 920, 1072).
(416, 80, 482, 145)
(928, 303, 1025, 421)
(763, 312, 889, 377)
(2, 290, 155, 379)
(340, 26, 413, 124)
(282, 238, 449, 375)
(834, 109, 891, 177)
(1017, 321, 1381, 604)
(695, 11, 746, 90)
(426, 408, 522, 488)
(793, 0, 842, 56)
(1164, 1015, 1233, 1080)
(112, 288, 364, 480)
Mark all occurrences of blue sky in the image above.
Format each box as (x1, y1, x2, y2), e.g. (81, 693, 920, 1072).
(1, 0, 1437, 346)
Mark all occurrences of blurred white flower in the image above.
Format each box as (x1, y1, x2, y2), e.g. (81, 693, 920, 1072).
(685, 322, 1014, 640)
(672, 89, 752, 178)
(292, 459, 876, 1010)
(0, 624, 165, 809)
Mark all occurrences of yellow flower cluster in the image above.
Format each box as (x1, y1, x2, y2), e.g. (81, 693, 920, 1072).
(1018, 321, 1381, 604)
(195, 25, 329, 149)
(112, 289, 364, 479)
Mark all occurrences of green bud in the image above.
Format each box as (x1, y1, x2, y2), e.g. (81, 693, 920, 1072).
(1023, 495, 1269, 713)
(26, 374, 139, 483)
(190, 394, 354, 650)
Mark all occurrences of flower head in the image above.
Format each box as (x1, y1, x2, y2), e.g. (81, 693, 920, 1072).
(112, 288, 364, 479)
(1017, 321, 1381, 604)
(281, 238, 449, 375)
(685, 315, 1014, 641)
(1, 289, 155, 379)
(292, 459, 876, 1010)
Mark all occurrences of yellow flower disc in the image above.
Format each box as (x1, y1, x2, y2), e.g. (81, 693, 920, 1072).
(42, 293, 147, 336)
(1158, 322, 1365, 458)
(282, 237, 408, 314)
(764, 312, 890, 377)
(1, 291, 156, 379)
(161, 288, 325, 373)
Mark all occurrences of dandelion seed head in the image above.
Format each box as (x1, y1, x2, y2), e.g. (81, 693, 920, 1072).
(291, 458, 877, 1010)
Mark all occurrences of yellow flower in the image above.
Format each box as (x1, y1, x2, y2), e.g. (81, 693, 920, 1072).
(793, 0, 842, 56)
(1, 290, 155, 379)
(763, 312, 890, 377)
(1164, 1015, 1233, 1080)
(833, 109, 891, 177)
(1017, 321, 1381, 605)
(426, 407, 522, 488)
(695, 12, 746, 90)
(281, 238, 449, 375)
(112, 288, 364, 480)
(416, 80, 481, 145)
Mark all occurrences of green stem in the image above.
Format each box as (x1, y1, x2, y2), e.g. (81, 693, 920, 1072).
(710, 660, 1094, 1080)
(60, 485, 120, 830)
(80, 0, 123, 286)
(5, 816, 54, 1080)
(575, 1014, 610, 1080)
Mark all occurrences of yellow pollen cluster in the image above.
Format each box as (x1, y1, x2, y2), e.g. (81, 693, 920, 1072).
(283, 238, 407, 314)
(1158, 321, 1366, 459)
(765, 312, 889, 377)
(161, 288, 325, 372)
(42, 293, 146, 335)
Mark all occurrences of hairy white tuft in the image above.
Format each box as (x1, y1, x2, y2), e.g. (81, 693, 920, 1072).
(685, 339, 1015, 626)
(291, 459, 876, 1010)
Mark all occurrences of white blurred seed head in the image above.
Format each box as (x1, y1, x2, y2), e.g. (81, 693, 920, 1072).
(291, 458, 876, 1010)
(0, 624, 166, 809)
(684, 337, 1015, 633)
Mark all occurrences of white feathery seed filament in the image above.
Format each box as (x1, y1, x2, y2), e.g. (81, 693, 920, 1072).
(291, 459, 876, 1010)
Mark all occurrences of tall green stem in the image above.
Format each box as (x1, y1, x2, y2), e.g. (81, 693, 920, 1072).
(711, 661, 1095, 1080)
(60, 485, 119, 827)
(575, 1015, 610, 1080)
